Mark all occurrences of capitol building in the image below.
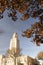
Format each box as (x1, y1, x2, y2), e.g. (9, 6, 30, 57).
(0, 33, 40, 65)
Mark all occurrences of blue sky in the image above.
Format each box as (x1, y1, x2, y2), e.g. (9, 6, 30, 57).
(0, 10, 43, 58)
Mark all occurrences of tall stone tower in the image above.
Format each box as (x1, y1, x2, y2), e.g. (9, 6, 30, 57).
(9, 33, 21, 56)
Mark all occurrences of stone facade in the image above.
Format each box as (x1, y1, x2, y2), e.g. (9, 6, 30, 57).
(0, 33, 39, 65)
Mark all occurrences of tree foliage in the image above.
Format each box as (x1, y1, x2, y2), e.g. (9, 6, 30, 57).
(28, 58, 40, 65)
(37, 52, 43, 60)
(0, 0, 43, 46)
(22, 15, 43, 46)
(0, 0, 43, 20)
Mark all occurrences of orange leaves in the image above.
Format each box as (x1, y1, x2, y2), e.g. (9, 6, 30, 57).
(17, 2, 29, 13)
(22, 28, 33, 38)
(0, 0, 43, 21)
(22, 21, 43, 46)
(32, 9, 43, 18)
(38, 0, 43, 7)
(37, 52, 43, 60)
(0, 0, 6, 13)
(0, 6, 5, 13)
(21, 13, 29, 21)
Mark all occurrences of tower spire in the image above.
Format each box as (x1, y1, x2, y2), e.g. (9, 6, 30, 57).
(10, 33, 20, 49)
(9, 33, 20, 56)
